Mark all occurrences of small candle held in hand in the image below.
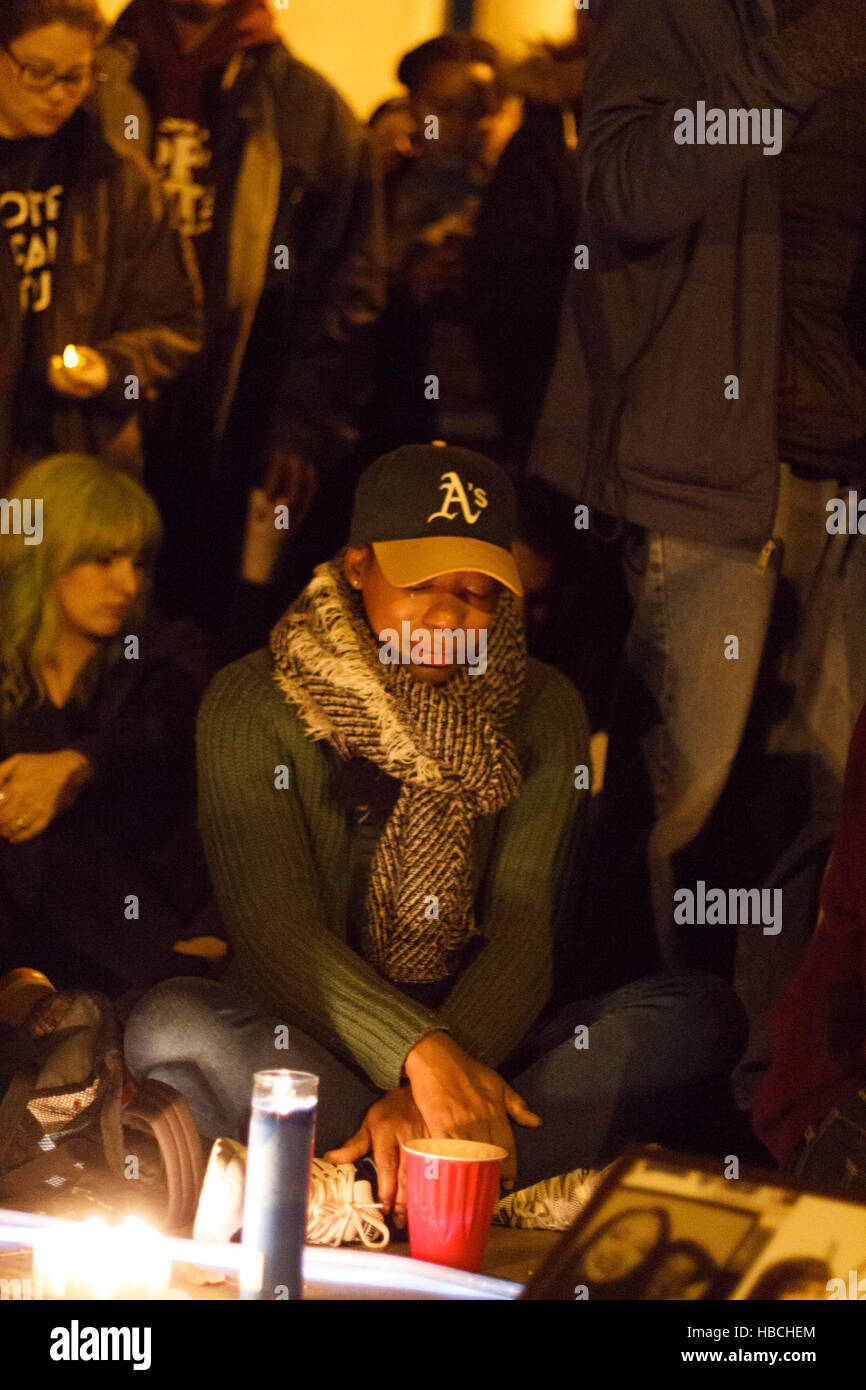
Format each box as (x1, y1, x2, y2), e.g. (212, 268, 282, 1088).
(62, 344, 80, 369)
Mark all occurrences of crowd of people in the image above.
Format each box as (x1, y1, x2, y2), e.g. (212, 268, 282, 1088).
(2, 0, 866, 1246)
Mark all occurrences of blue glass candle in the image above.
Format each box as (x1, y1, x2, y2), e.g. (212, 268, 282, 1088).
(240, 1070, 318, 1301)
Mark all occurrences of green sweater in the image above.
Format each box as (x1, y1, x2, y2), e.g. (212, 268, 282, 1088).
(197, 647, 590, 1092)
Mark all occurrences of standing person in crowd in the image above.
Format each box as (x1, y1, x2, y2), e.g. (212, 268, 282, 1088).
(0, 0, 202, 493)
(102, 0, 386, 647)
(362, 33, 511, 459)
(752, 696, 866, 1201)
(471, 9, 597, 472)
(0, 454, 221, 998)
(469, 7, 629, 734)
(530, 0, 866, 1092)
(367, 96, 415, 178)
(124, 444, 746, 1233)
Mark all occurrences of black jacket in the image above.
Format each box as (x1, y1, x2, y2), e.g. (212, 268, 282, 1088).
(0, 103, 203, 491)
(0, 616, 219, 992)
(470, 99, 582, 468)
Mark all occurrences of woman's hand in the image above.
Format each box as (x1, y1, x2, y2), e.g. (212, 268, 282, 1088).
(403, 1031, 542, 1191)
(0, 750, 92, 842)
(47, 346, 109, 399)
(324, 1086, 427, 1228)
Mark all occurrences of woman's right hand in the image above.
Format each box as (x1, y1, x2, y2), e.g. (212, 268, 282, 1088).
(403, 1031, 542, 1191)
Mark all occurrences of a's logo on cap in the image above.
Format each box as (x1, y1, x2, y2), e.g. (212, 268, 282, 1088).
(427, 471, 488, 526)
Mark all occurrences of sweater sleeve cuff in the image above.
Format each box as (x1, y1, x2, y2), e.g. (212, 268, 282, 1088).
(398, 1026, 452, 1083)
(368, 1020, 447, 1092)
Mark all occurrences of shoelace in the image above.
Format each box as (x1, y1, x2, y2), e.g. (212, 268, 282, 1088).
(494, 1168, 597, 1228)
(305, 1158, 390, 1249)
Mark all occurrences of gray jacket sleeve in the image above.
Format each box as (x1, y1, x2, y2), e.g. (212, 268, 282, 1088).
(580, 0, 834, 242)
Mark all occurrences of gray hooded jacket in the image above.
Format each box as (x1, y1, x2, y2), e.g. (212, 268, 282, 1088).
(529, 0, 830, 549)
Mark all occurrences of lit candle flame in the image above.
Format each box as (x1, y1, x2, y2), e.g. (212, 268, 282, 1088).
(62, 344, 80, 369)
(33, 1215, 172, 1300)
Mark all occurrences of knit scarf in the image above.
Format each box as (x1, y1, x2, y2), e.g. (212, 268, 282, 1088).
(124, 0, 280, 124)
(270, 558, 527, 983)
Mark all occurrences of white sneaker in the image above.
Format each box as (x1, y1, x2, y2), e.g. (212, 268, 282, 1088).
(193, 1137, 247, 1245)
(193, 1143, 390, 1249)
(491, 1164, 606, 1231)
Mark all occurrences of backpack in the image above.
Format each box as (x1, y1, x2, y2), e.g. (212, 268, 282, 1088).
(0, 987, 203, 1229)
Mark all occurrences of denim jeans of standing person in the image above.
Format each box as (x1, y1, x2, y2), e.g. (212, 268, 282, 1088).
(583, 525, 779, 984)
(123, 969, 747, 1186)
(584, 466, 866, 1107)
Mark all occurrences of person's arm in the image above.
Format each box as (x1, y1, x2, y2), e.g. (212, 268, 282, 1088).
(580, 0, 866, 243)
(434, 663, 592, 1068)
(753, 705, 866, 1163)
(196, 657, 443, 1093)
(91, 156, 204, 410)
(266, 88, 386, 468)
(67, 621, 211, 791)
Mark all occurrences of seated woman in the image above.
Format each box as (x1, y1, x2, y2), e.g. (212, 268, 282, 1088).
(0, 453, 221, 998)
(125, 444, 746, 1231)
(753, 700, 866, 1198)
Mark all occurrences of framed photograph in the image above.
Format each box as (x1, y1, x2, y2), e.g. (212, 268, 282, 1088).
(521, 1146, 866, 1301)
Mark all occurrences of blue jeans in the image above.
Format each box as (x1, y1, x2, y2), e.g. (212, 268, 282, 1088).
(588, 481, 866, 1104)
(587, 529, 778, 976)
(123, 969, 747, 1187)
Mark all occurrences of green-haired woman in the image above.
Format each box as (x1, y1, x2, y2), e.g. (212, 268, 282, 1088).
(0, 453, 219, 995)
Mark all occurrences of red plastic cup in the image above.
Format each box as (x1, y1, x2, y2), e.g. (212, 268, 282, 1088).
(402, 1138, 509, 1272)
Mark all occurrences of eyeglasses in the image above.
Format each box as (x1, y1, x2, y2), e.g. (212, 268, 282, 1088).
(0, 41, 105, 95)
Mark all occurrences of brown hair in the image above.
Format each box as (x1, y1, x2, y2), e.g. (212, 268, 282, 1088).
(0, 0, 107, 46)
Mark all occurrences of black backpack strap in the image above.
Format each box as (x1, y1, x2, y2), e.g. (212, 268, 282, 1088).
(123, 1079, 205, 1230)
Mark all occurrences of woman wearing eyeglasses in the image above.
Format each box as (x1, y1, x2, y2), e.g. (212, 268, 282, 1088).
(0, 0, 203, 492)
